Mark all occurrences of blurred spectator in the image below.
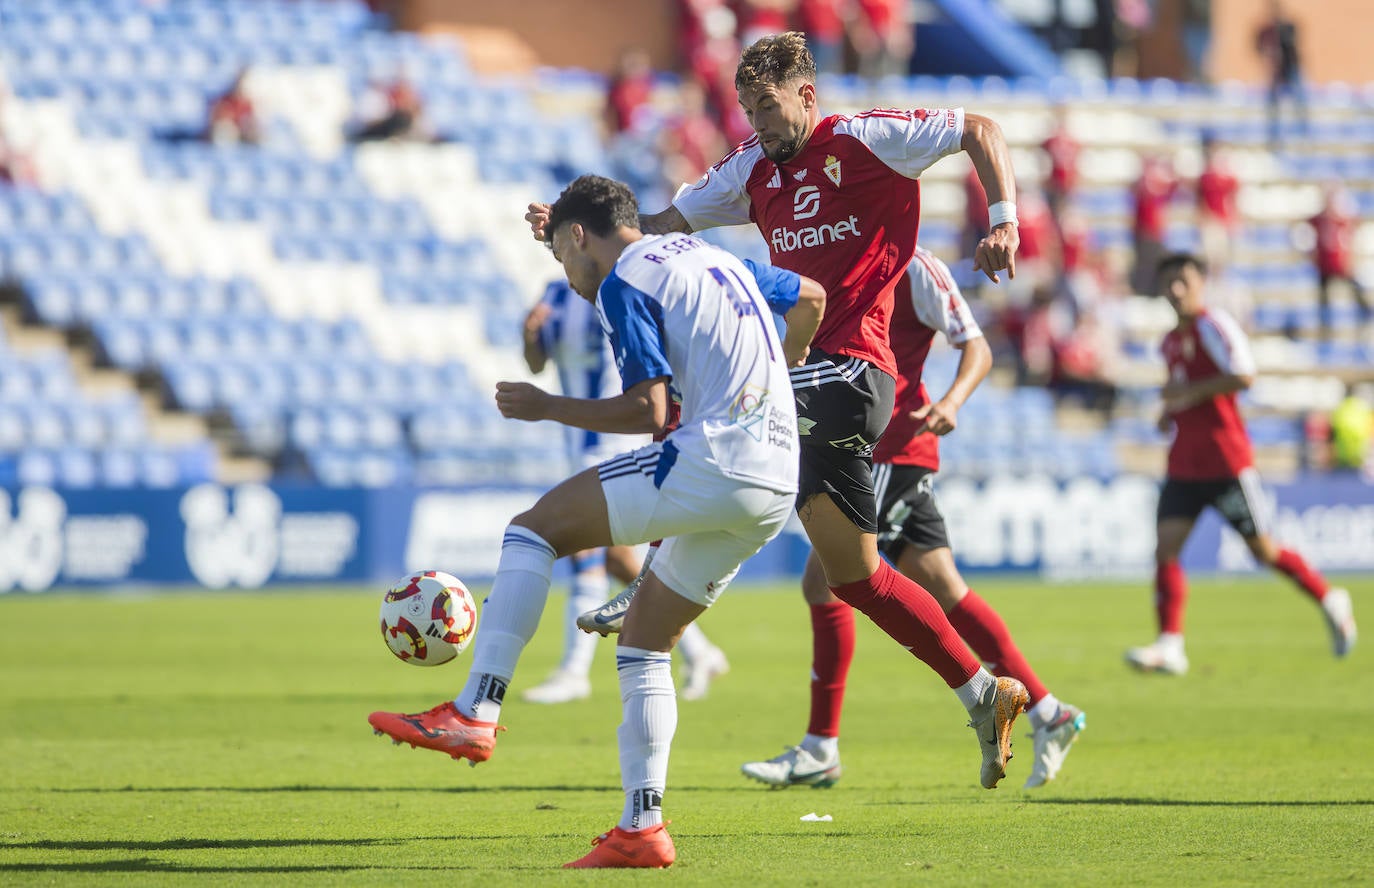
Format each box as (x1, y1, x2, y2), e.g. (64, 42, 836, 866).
(734, 0, 793, 46)
(1052, 312, 1120, 417)
(1041, 105, 1080, 223)
(605, 47, 656, 136)
(206, 70, 261, 146)
(1091, 0, 1119, 76)
(796, 0, 846, 75)
(1130, 154, 1179, 295)
(1181, 0, 1212, 82)
(1015, 188, 1062, 274)
(658, 81, 728, 193)
(851, 0, 913, 79)
(1255, 0, 1305, 148)
(0, 132, 36, 187)
(1306, 185, 1370, 339)
(350, 78, 430, 143)
(1196, 137, 1240, 275)
(1329, 384, 1374, 472)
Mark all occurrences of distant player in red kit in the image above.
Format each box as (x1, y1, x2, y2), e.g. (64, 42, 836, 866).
(530, 31, 1030, 791)
(741, 247, 1086, 791)
(1126, 253, 1357, 675)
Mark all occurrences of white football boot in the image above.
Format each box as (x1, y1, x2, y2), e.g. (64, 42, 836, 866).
(1024, 704, 1086, 789)
(1124, 636, 1189, 675)
(521, 670, 591, 704)
(1321, 588, 1357, 658)
(740, 745, 842, 788)
(679, 647, 730, 701)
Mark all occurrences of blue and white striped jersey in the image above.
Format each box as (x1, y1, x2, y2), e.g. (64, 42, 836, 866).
(597, 234, 800, 494)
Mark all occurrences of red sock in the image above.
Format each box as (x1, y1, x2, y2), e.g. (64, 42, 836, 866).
(1274, 548, 1328, 602)
(1156, 560, 1188, 634)
(806, 601, 854, 738)
(947, 589, 1050, 705)
(830, 560, 980, 689)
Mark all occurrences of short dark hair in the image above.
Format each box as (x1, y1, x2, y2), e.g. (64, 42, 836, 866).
(736, 31, 816, 91)
(1155, 251, 1208, 283)
(546, 175, 640, 243)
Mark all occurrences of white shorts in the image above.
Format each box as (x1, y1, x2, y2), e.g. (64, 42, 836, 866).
(597, 441, 793, 607)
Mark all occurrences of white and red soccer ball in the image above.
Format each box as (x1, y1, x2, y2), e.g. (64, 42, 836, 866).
(379, 570, 477, 666)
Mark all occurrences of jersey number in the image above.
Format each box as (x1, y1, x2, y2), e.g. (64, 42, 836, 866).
(709, 266, 776, 362)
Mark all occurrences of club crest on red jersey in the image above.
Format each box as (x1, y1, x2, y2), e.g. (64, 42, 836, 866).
(824, 154, 842, 186)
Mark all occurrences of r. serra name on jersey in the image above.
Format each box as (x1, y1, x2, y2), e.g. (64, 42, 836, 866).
(598, 234, 800, 495)
(674, 108, 965, 378)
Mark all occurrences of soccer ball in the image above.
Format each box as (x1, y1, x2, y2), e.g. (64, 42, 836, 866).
(379, 570, 478, 666)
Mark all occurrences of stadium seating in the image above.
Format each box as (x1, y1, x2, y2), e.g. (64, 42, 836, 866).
(0, 0, 1367, 487)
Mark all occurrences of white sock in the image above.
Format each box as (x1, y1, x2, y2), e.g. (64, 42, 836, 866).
(616, 645, 675, 831)
(801, 733, 838, 760)
(561, 557, 608, 675)
(954, 668, 996, 712)
(1157, 632, 1185, 654)
(455, 525, 556, 723)
(675, 621, 713, 664)
(1027, 693, 1061, 731)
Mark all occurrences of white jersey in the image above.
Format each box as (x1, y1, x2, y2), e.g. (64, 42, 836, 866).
(598, 234, 799, 494)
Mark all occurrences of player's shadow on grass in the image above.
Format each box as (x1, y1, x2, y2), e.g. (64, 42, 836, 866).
(1025, 797, 1374, 807)
(3, 838, 445, 852)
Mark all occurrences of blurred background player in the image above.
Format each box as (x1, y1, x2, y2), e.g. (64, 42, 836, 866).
(521, 278, 730, 703)
(1305, 184, 1370, 341)
(1126, 253, 1357, 675)
(741, 247, 1085, 791)
(535, 32, 1031, 791)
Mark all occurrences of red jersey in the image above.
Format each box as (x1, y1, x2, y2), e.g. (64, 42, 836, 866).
(797, 0, 846, 40)
(1161, 308, 1256, 480)
(675, 108, 966, 378)
(1311, 208, 1356, 277)
(1197, 161, 1239, 229)
(872, 247, 982, 469)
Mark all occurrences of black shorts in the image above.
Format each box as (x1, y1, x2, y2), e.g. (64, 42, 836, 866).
(874, 463, 951, 559)
(1157, 471, 1267, 538)
(789, 349, 895, 534)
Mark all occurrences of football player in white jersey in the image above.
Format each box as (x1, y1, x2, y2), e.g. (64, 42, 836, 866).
(520, 281, 730, 703)
(369, 175, 824, 869)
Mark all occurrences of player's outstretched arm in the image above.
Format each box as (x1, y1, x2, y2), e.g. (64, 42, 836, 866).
(962, 113, 1019, 283)
(639, 205, 693, 236)
(780, 274, 826, 367)
(521, 303, 552, 374)
(914, 335, 992, 436)
(495, 376, 670, 435)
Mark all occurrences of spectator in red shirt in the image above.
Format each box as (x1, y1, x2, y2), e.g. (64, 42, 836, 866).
(1196, 137, 1241, 274)
(1131, 153, 1179, 294)
(605, 47, 656, 136)
(734, 0, 791, 45)
(1041, 105, 1080, 222)
(207, 70, 260, 146)
(657, 80, 728, 195)
(962, 165, 989, 261)
(350, 77, 429, 143)
(851, 0, 912, 79)
(796, 0, 846, 75)
(1307, 184, 1369, 338)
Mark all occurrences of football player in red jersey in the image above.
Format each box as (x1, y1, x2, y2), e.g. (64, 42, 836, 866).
(741, 247, 1086, 790)
(530, 32, 1029, 789)
(1126, 253, 1357, 675)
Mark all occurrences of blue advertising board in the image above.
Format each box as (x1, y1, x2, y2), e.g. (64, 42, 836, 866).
(0, 474, 1370, 592)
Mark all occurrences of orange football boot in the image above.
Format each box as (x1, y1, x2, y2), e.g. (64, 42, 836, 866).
(367, 701, 503, 764)
(562, 823, 676, 869)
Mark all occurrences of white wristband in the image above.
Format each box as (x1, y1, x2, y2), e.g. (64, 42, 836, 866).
(988, 200, 1018, 228)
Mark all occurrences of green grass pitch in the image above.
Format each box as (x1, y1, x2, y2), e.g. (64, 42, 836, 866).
(1, 576, 1370, 885)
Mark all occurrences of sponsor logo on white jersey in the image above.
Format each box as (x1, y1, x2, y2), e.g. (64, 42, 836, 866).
(770, 214, 863, 252)
(792, 185, 821, 220)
